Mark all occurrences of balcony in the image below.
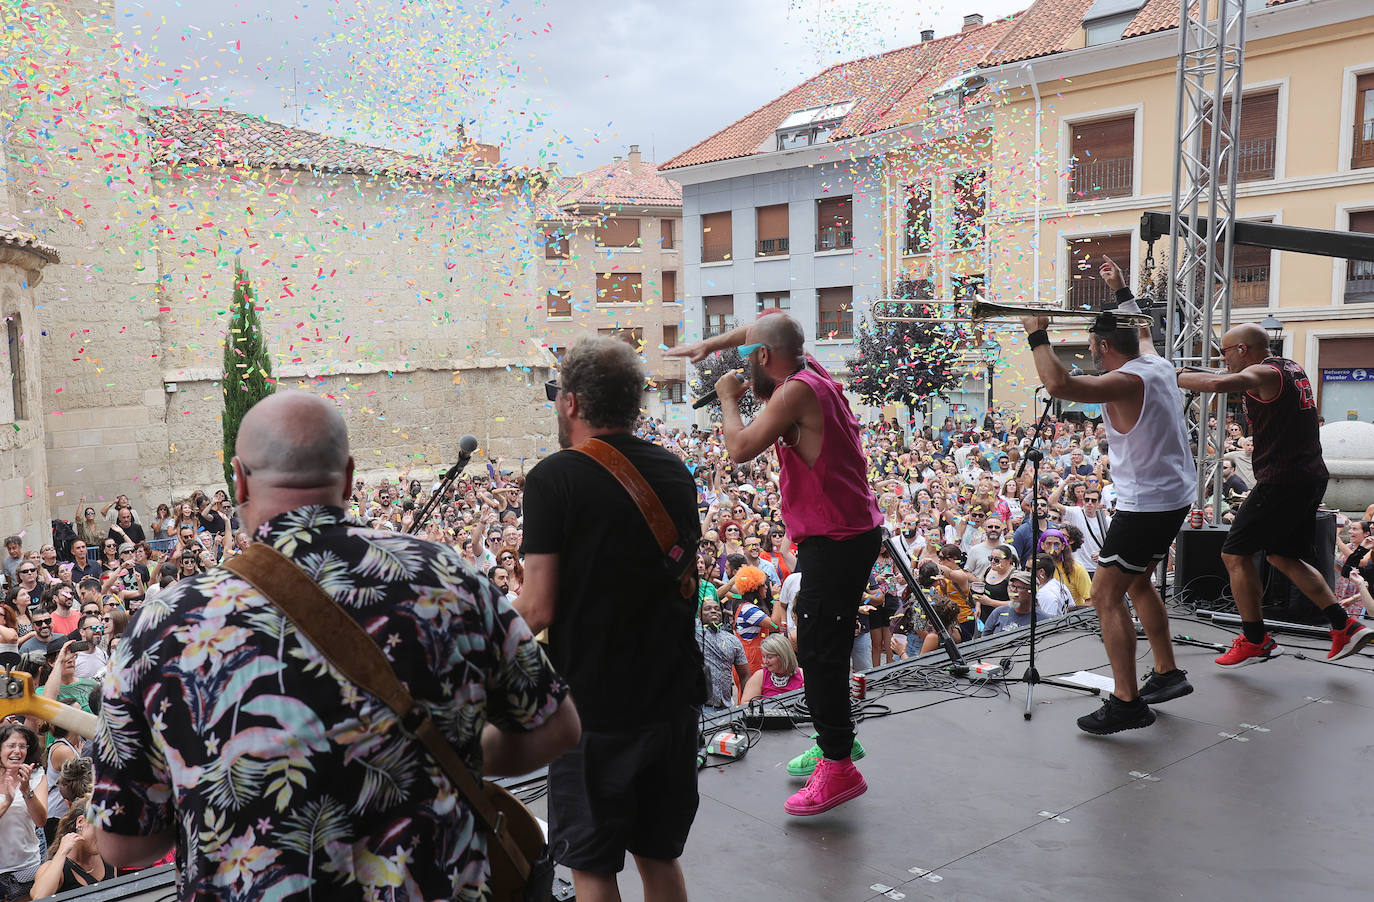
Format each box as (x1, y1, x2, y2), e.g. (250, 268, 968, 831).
(1345, 259, 1374, 302)
(1069, 156, 1133, 202)
(1067, 275, 1115, 310)
(1231, 263, 1270, 307)
(702, 243, 733, 263)
(1234, 136, 1276, 181)
(815, 227, 853, 252)
(704, 316, 737, 339)
(817, 312, 853, 340)
(1354, 120, 1374, 170)
(756, 237, 790, 257)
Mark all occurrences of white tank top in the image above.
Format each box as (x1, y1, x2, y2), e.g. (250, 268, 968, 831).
(1102, 355, 1195, 512)
(0, 768, 42, 872)
(45, 737, 76, 821)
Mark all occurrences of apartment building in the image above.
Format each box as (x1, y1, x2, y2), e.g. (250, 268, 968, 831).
(534, 147, 687, 422)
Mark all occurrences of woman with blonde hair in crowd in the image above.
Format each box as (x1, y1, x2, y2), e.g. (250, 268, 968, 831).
(30, 795, 111, 896)
(739, 632, 803, 704)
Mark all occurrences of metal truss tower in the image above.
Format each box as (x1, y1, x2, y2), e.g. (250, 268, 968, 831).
(1165, 0, 1248, 516)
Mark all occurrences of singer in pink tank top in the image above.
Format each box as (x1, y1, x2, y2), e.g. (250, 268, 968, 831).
(667, 310, 882, 817)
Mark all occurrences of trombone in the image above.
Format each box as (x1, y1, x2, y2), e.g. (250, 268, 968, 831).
(871, 297, 1154, 329)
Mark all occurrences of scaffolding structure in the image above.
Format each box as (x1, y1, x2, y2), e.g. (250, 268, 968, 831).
(1164, 0, 1248, 517)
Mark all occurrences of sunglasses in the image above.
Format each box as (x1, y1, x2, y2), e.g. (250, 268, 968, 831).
(17, 568, 36, 575)
(1086, 496, 1101, 502)
(735, 341, 769, 358)
(31, 618, 51, 626)
(989, 556, 1005, 563)
(544, 380, 561, 402)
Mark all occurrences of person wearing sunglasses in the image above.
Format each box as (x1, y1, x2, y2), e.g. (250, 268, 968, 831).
(668, 309, 882, 817)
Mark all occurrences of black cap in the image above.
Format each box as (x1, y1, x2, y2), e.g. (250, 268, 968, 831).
(1089, 311, 1127, 334)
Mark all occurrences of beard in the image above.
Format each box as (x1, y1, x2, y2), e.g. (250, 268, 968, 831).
(556, 409, 572, 449)
(1090, 345, 1106, 371)
(752, 357, 777, 400)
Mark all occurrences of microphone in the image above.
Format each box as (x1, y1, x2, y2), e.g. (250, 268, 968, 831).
(691, 370, 744, 410)
(456, 434, 478, 463)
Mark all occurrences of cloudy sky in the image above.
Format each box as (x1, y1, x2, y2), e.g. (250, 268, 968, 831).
(117, 0, 1027, 171)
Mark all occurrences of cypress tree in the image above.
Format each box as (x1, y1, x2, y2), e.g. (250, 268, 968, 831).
(222, 262, 275, 493)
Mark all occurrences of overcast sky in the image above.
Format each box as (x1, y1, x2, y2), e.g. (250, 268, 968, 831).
(117, 0, 1027, 172)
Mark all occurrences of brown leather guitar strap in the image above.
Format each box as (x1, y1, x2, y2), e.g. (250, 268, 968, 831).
(571, 440, 692, 574)
(224, 543, 531, 878)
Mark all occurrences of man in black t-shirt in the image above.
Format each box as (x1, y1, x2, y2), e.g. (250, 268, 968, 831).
(1180, 323, 1374, 666)
(517, 337, 703, 902)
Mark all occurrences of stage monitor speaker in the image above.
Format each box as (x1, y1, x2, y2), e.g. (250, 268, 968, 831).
(1174, 524, 1231, 604)
(1259, 509, 1337, 625)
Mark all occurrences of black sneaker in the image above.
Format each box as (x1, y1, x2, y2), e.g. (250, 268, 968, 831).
(1077, 694, 1157, 735)
(1138, 668, 1193, 705)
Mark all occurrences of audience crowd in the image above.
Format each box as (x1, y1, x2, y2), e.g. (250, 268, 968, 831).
(0, 406, 1371, 897)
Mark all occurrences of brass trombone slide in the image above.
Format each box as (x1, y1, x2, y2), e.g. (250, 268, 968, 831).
(871, 297, 1154, 328)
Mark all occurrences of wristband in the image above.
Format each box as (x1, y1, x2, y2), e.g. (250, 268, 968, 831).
(1027, 329, 1050, 349)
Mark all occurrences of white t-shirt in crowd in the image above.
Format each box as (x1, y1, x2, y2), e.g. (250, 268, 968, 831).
(1037, 578, 1073, 617)
(779, 571, 802, 636)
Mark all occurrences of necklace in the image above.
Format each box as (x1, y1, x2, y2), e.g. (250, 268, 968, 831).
(769, 671, 791, 688)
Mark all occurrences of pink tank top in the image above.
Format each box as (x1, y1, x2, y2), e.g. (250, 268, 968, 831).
(776, 357, 883, 542)
(761, 668, 805, 698)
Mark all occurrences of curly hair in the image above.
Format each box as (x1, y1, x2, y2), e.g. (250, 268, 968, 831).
(57, 756, 94, 803)
(558, 337, 644, 430)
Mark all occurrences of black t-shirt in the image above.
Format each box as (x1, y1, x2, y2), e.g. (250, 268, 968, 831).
(199, 509, 228, 536)
(1244, 357, 1327, 484)
(522, 432, 705, 729)
(108, 522, 146, 544)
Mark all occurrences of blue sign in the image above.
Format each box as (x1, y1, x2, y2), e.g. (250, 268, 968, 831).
(1323, 368, 1369, 383)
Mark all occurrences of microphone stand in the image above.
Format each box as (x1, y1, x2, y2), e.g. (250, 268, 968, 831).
(408, 442, 478, 535)
(1017, 394, 1098, 720)
(883, 530, 967, 675)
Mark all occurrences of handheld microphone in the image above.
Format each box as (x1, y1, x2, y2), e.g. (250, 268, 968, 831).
(456, 434, 478, 462)
(691, 370, 745, 409)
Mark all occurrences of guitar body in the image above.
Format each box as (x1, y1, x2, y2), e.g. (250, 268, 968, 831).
(483, 780, 552, 902)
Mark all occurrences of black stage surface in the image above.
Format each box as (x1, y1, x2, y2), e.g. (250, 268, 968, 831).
(526, 610, 1374, 902)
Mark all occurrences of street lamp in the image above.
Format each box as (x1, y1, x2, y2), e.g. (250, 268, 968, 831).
(1259, 314, 1284, 356)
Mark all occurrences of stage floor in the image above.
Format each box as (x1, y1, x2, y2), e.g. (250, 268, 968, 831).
(531, 613, 1374, 902)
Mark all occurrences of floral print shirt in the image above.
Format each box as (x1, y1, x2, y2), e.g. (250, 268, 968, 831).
(91, 505, 567, 901)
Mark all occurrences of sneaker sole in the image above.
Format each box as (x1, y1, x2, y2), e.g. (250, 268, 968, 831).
(1215, 646, 1283, 669)
(783, 778, 868, 816)
(1329, 628, 1374, 662)
(1076, 707, 1157, 736)
(1139, 681, 1194, 705)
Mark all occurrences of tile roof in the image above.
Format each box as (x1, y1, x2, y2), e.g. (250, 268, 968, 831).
(144, 107, 499, 178)
(1124, 0, 1300, 39)
(0, 228, 60, 264)
(661, 17, 1022, 171)
(983, 0, 1097, 65)
(873, 17, 1021, 131)
(534, 157, 682, 222)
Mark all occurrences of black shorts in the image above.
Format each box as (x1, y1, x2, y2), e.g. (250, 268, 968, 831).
(1097, 507, 1189, 575)
(547, 705, 700, 873)
(1221, 479, 1326, 559)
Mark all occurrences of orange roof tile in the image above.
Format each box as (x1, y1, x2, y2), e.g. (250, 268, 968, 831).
(984, 0, 1097, 65)
(661, 17, 1023, 171)
(535, 157, 682, 223)
(1125, 0, 1300, 39)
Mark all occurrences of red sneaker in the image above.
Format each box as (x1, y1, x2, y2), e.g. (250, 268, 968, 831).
(1215, 634, 1281, 669)
(1328, 620, 1374, 661)
(783, 756, 867, 816)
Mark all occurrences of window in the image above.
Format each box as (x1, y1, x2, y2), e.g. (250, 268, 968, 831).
(659, 380, 686, 403)
(542, 229, 569, 260)
(816, 196, 853, 251)
(1353, 72, 1374, 170)
(4, 315, 25, 422)
(952, 273, 984, 302)
(904, 184, 932, 255)
(756, 204, 790, 256)
(702, 211, 733, 262)
(596, 272, 643, 304)
(757, 291, 790, 312)
(1069, 115, 1134, 201)
(1346, 210, 1374, 301)
(1201, 90, 1279, 182)
(774, 101, 855, 151)
(546, 290, 572, 318)
(817, 286, 854, 339)
(598, 327, 644, 348)
(1083, 0, 1144, 47)
(704, 295, 735, 338)
(661, 218, 675, 250)
(1066, 233, 1132, 309)
(662, 270, 678, 303)
(595, 217, 640, 248)
(662, 324, 679, 348)
(950, 171, 985, 251)
(1230, 240, 1271, 308)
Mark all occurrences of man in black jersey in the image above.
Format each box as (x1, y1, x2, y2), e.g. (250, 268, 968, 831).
(517, 336, 703, 902)
(1179, 323, 1374, 666)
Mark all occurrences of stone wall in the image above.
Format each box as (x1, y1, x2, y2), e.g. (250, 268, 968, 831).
(0, 250, 54, 543)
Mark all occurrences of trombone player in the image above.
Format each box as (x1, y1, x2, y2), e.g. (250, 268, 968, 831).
(1017, 257, 1197, 735)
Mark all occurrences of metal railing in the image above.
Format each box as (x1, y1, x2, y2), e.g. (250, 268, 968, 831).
(702, 242, 733, 263)
(1353, 119, 1374, 170)
(817, 313, 853, 340)
(1345, 259, 1374, 301)
(756, 237, 789, 256)
(1234, 136, 1276, 181)
(815, 227, 853, 251)
(1067, 275, 1115, 310)
(1069, 156, 1133, 201)
(703, 316, 736, 339)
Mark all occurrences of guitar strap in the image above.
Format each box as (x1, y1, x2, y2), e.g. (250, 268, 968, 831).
(224, 544, 532, 879)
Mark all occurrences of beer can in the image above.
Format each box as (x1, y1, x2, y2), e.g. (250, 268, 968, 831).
(1189, 508, 1203, 529)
